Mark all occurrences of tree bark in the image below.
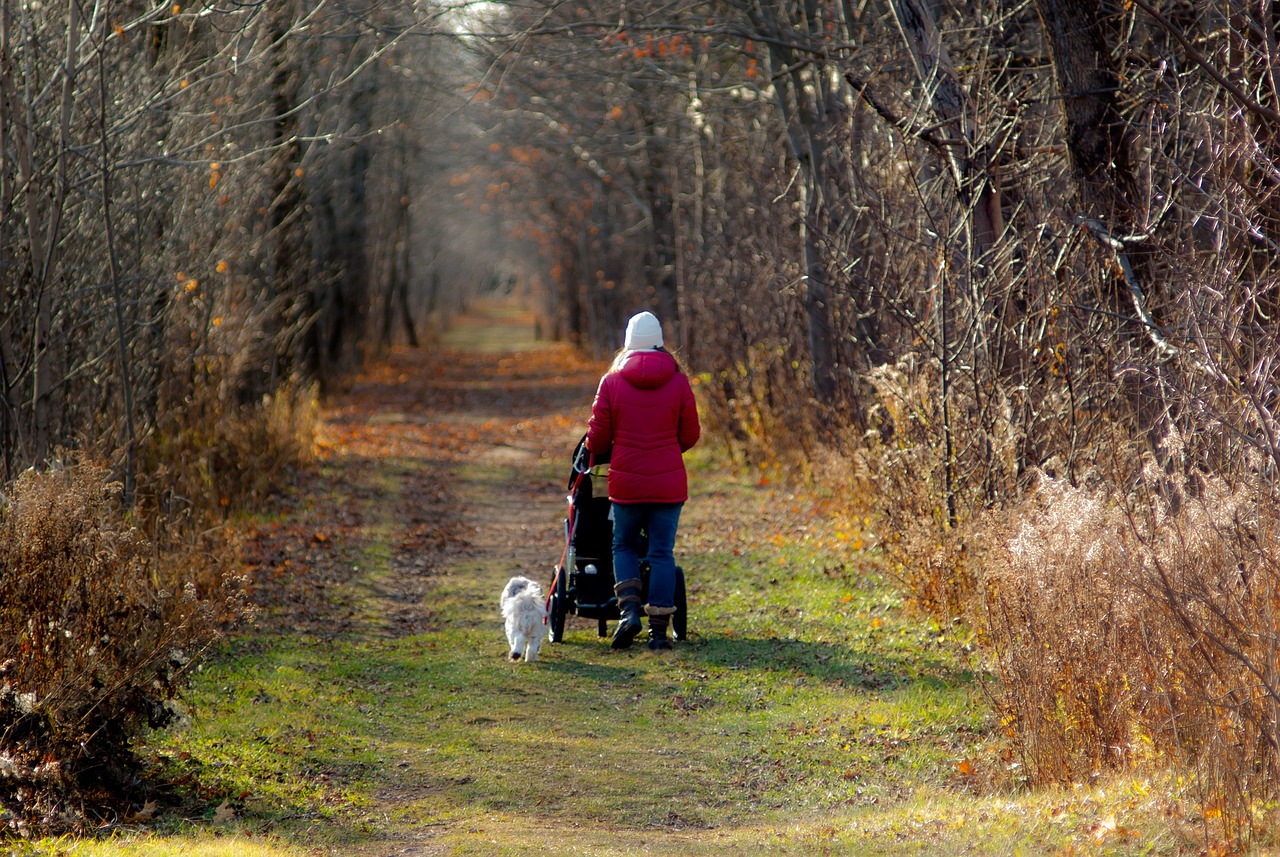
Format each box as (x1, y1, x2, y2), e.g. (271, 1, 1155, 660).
(0, 0, 13, 476)
(1033, 0, 1136, 222)
(267, 2, 304, 393)
(98, 21, 137, 504)
(639, 108, 680, 328)
(30, 0, 82, 465)
(746, 0, 839, 407)
(888, 0, 1001, 263)
(330, 70, 374, 367)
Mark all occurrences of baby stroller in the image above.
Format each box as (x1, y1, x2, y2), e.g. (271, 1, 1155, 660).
(547, 436, 688, 643)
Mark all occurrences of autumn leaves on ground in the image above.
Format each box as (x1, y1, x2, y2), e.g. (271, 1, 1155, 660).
(63, 305, 1199, 857)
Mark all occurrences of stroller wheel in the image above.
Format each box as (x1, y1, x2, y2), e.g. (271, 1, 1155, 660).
(672, 566, 688, 641)
(548, 565, 568, 643)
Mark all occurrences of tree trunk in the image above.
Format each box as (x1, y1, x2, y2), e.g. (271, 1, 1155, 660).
(98, 26, 137, 504)
(642, 127, 679, 329)
(331, 71, 374, 367)
(30, 0, 83, 465)
(888, 0, 1002, 264)
(798, 178, 837, 405)
(267, 2, 304, 392)
(746, 0, 839, 407)
(1035, 0, 1172, 444)
(1033, 0, 1136, 222)
(0, 0, 12, 476)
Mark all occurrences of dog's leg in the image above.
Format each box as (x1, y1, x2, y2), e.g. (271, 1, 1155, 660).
(510, 628, 526, 661)
(526, 632, 541, 662)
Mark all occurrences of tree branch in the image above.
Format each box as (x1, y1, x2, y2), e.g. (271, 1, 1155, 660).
(1075, 215, 1178, 362)
(844, 71, 953, 154)
(1128, 0, 1280, 125)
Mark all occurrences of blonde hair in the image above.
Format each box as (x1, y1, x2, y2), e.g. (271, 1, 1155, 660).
(607, 346, 687, 375)
(608, 348, 631, 374)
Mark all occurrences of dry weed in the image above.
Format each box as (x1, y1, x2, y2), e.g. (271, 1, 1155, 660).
(978, 473, 1145, 783)
(0, 463, 239, 834)
(974, 462, 1280, 846)
(138, 374, 317, 529)
(857, 345, 1280, 848)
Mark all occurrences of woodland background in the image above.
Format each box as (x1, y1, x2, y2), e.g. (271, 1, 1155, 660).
(2, 0, 1280, 847)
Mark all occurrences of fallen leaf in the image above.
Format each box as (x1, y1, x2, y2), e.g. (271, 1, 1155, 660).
(124, 800, 157, 823)
(1093, 814, 1119, 843)
(212, 800, 236, 823)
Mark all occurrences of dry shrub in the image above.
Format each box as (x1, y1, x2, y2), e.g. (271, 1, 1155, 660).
(0, 464, 238, 834)
(695, 357, 821, 471)
(133, 275, 319, 531)
(860, 355, 1017, 620)
(861, 344, 1280, 843)
(1127, 471, 1280, 843)
(977, 459, 1280, 844)
(978, 473, 1145, 783)
(0, 303, 316, 835)
(138, 374, 317, 529)
(861, 357, 953, 614)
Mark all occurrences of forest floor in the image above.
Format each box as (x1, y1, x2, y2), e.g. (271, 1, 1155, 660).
(45, 302, 1205, 856)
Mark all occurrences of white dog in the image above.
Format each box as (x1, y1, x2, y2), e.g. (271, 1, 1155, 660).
(500, 576, 548, 662)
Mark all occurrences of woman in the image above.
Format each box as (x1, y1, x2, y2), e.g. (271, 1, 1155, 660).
(586, 311, 700, 651)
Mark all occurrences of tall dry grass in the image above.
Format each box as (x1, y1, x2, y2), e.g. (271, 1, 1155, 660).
(977, 472, 1145, 782)
(978, 464, 1280, 843)
(137, 376, 318, 532)
(859, 347, 1280, 847)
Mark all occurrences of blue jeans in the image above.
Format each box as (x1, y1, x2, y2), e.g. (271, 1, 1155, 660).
(611, 502, 683, 610)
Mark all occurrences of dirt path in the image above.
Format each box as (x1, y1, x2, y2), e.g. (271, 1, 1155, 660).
(157, 301, 1184, 857)
(241, 301, 597, 639)
(237, 303, 625, 853)
(220, 302, 948, 857)
(320, 302, 596, 630)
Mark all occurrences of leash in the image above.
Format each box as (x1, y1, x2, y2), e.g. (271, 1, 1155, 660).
(545, 448, 594, 623)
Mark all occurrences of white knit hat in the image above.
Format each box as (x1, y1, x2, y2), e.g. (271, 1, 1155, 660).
(624, 311, 663, 350)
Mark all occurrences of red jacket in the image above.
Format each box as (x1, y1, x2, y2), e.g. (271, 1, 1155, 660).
(586, 349, 700, 504)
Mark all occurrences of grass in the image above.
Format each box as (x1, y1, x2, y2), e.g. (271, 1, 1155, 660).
(84, 469, 1180, 854)
(19, 840, 308, 857)
(438, 299, 552, 354)
(155, 542, 980, 848)
(30, 307, 1210, 855)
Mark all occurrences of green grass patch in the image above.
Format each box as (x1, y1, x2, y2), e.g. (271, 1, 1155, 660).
(440, 300, 549, 353)
(32, 327, 1204, 854)
(125, 458, 1002, 853)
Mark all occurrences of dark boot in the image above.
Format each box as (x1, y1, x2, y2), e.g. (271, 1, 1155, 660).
(646, 608, 674, 651)
(611, 578, 643, 650)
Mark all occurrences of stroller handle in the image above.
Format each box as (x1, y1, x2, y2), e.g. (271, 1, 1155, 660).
(570, 433, 609, 485)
